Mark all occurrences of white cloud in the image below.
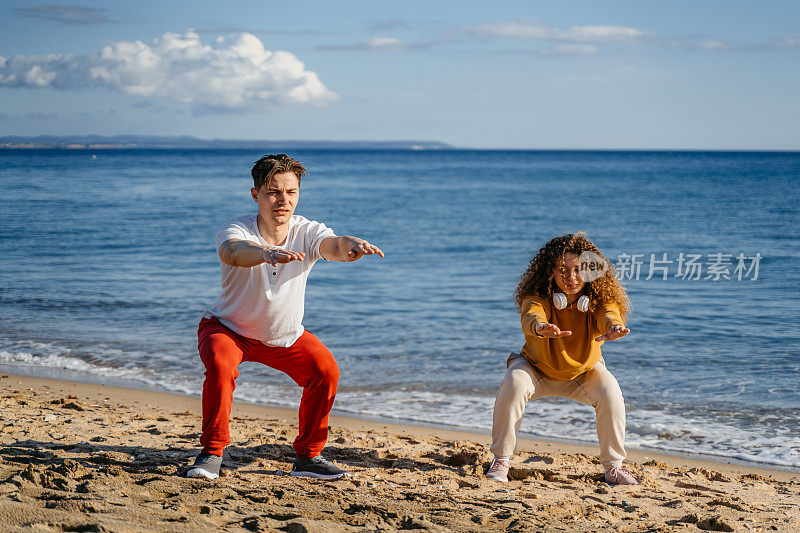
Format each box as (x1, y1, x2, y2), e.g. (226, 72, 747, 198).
(778, 35, 800, 48)
(366, 37, 404, 50)
(538, 44, 598, 56)
(470, 20, 800, 53)
(555, 25, 645, 43)
(317, 36, 417, 51)
(0, 30, 337, 110)
(468, 20, 647, 44)
(698, 40, 731, 51)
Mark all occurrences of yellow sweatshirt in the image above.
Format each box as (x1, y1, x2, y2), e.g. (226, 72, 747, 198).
(520, 295, 625, 382)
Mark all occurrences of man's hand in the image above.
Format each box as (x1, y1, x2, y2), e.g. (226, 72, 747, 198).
(320, 235, 384, 262)
(263, 248, 305, 266)
(346, 239, 384, 260)
(535, 323, 572, 338)
(594, 325, 630, 342)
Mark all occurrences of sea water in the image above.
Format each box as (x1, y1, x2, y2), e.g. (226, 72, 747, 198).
(1, 149, 798, 468)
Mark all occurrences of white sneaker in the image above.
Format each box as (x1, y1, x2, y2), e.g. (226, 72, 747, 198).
(485, 456, 510, 482)
(605, 466, 638, 485)
(186, 452, 222, 480)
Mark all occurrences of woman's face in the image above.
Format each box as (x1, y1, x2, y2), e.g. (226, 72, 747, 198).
(554, 252, 586, 296)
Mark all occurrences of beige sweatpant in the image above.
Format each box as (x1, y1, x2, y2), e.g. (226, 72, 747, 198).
(490, 354, 627, 469)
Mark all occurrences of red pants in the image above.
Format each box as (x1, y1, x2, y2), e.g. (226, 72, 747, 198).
(197, 317, 339, 458)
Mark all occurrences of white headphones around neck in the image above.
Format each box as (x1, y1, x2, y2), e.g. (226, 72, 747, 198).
(553, 293, 590, 312)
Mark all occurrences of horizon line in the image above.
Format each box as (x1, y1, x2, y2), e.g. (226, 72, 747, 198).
(0, 134, 798, 152)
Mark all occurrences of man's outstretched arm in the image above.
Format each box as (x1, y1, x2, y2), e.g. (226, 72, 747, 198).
(219, 239, 305, 267)
(319, 236, 384, 262)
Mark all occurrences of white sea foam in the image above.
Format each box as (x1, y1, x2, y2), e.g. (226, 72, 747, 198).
(1, 340, 798, 469)
(0, 338, 200, 398)
(237, 384, 800, 469)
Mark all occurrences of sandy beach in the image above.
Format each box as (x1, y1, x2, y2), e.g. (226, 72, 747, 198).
(0, 373, 797, 532)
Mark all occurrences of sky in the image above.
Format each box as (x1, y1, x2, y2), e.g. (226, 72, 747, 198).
(0, 1, 798, 149)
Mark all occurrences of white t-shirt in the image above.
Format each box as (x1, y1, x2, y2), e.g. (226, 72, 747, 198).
(205, 214, 335, 347)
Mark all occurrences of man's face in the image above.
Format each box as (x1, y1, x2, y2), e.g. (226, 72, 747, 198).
(251, 171, 300, 226)
(554, 253, 586, 296)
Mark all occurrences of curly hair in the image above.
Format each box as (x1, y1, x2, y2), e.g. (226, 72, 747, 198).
(514, 232, 629, 319)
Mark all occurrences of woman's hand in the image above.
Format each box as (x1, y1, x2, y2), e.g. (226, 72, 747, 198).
(535, 323, 572, 338)
(595, 324, 630, 342)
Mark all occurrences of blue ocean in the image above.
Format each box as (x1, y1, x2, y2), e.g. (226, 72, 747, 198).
(1, 149, 798, 469)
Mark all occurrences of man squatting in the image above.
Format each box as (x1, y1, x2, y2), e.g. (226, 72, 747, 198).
(187, 154, 383, 480)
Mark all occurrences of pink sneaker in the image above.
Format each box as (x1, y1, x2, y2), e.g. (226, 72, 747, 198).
(486, 456, 510, 482)
(605, 466, 639, 485)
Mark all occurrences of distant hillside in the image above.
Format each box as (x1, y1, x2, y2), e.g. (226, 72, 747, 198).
(0, 135, 453, 150)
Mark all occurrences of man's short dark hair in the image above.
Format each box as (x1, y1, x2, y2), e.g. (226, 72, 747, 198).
(251, 154, 308, 190)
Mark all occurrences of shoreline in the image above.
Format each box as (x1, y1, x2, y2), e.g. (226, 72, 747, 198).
(1, 372, 799, 531)
(0, 373, 800, 480)
(2, 371, 797, 478)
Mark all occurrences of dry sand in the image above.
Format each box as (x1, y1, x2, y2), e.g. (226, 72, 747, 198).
(0, 373, 798, 532)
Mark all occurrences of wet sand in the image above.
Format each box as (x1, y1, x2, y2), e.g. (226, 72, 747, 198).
(1, 373, 798, 532)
